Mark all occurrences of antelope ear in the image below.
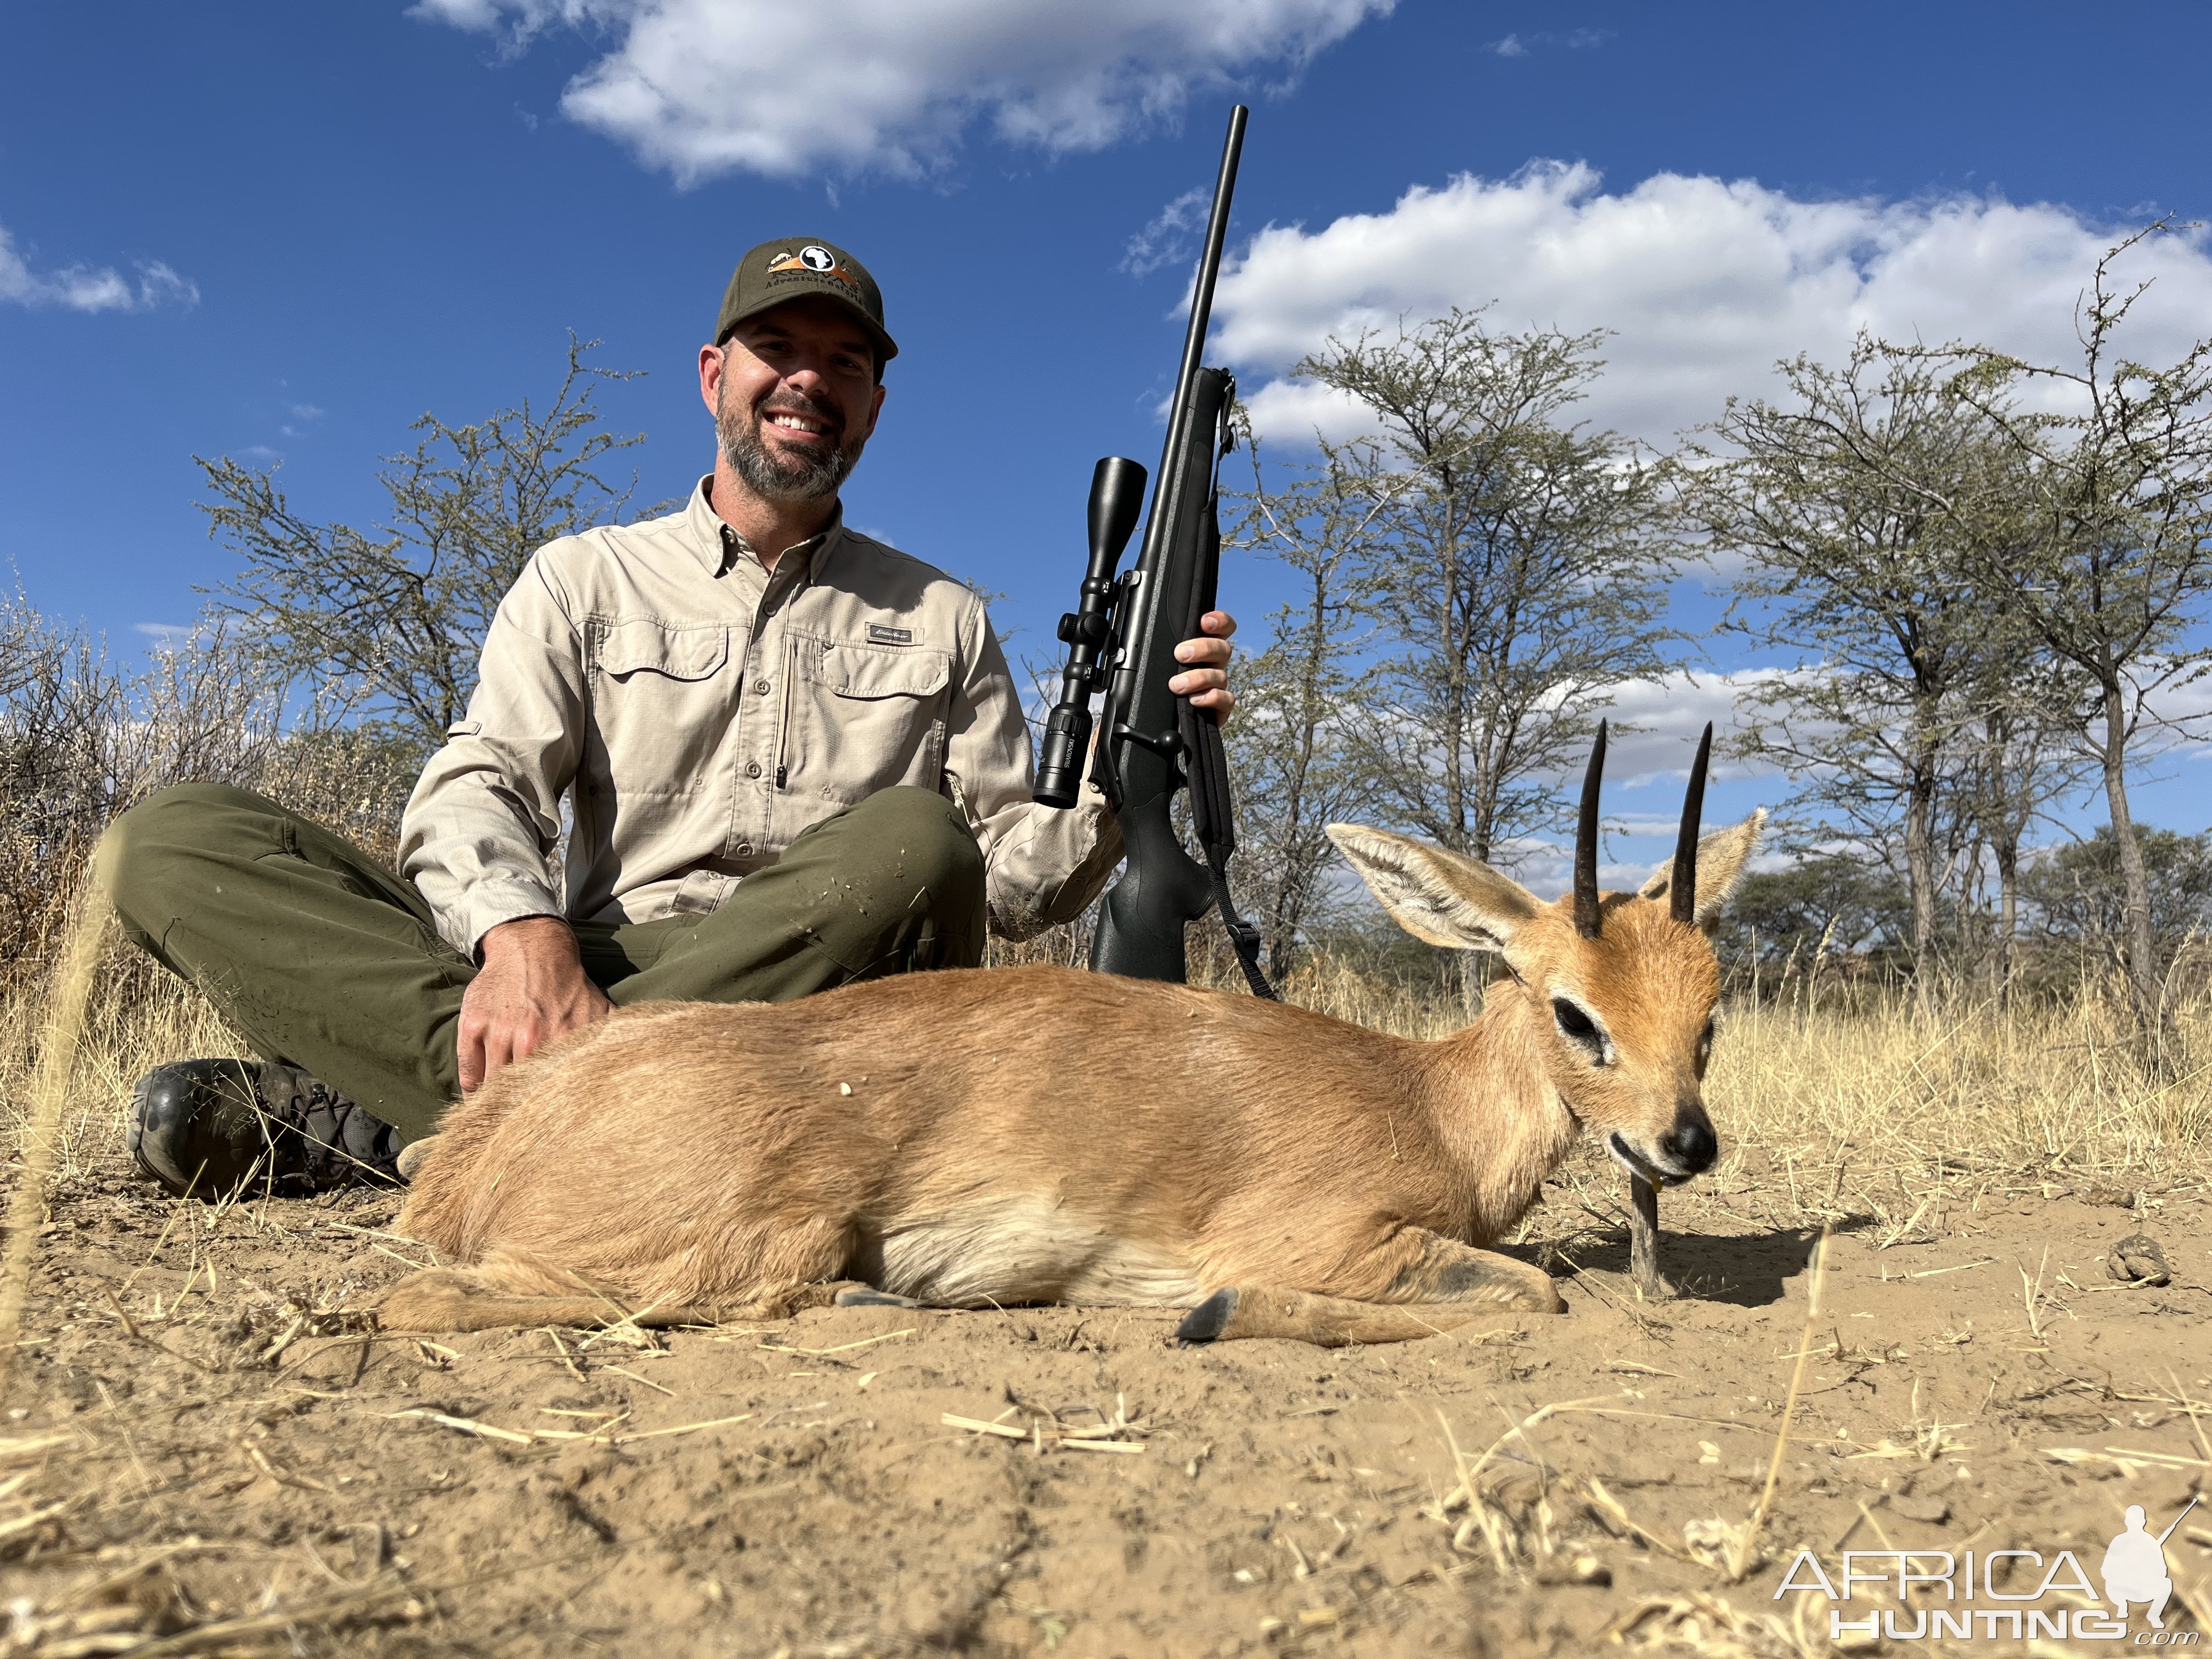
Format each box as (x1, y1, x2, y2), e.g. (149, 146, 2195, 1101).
(1637, 809, 1768, 930)
(1327, 824, 1541, 952)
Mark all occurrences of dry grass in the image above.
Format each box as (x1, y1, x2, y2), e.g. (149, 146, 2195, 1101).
(1, 936, 246, 1186)
(1248, 949, 2212, 1187)
(0, 893, 111, 1399)
(7, 920, 2209, 1196)
(1709, 981, 2212, 1184)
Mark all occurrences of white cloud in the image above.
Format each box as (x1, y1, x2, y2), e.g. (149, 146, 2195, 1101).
(1214, 163, 2212, 447)
(1487, 27, 1612, 57)
(413, 0, 1393, 183)
(1124, 187, 1212, 278)
(0, 222, 199, 313)
(1584, 669, 1782, 788)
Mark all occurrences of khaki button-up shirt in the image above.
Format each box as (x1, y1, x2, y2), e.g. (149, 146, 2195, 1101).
(398, 478, 1122, 955)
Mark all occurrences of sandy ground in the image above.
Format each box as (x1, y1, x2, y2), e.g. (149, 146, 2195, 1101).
(3, 1140, 2208, 1657)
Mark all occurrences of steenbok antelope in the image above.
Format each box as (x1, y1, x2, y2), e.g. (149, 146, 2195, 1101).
(380, 725, 1760, 1346)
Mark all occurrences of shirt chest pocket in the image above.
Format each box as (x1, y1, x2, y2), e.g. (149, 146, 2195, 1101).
(586, 619, 736, 798)
(786, 636, 952, 803)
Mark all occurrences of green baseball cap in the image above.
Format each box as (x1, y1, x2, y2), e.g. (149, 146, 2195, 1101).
(715, 237, 898, 368)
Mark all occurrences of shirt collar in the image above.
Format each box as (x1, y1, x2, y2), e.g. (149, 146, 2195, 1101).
(685, 475, 844, 585)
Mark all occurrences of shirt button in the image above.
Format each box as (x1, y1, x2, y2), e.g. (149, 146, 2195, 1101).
(753, 679, 771, 696)
(735, 842, 754, 857)
(745, 760, 763, 778)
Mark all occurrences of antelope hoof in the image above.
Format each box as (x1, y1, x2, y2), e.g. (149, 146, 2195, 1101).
(833, 1288, 927, 1310)
(1175, 1289, 1238, 1347)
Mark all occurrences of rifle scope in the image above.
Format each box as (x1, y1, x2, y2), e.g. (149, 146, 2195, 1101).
(1035, 455, 1148, 808)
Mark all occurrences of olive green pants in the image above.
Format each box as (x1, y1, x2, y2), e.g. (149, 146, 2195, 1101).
(102, 783, 987, 1145)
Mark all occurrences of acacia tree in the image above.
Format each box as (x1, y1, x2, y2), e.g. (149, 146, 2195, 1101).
(2022, 826, 2212, 968)
(1685, 340, 2030, 992)
(1938, 230, 2212, 1041)
(1226, 424, 1396, 975)
(1294, 310, 1673, 865)
(199, 335, 651, 755)
(1955, 627, 2091, 998)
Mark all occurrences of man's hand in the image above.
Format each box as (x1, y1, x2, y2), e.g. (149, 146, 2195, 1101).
(1169, 609, 1238, 724)
(458, 916, 613, 1093)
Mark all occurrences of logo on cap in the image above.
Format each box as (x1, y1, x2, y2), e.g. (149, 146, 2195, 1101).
(766, 245, 856, 287)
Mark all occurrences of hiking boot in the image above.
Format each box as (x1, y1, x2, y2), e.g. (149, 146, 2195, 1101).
(127, 1059, 405, 1198)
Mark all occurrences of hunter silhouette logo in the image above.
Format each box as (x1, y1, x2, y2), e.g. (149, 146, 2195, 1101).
(2104, 1499, 2196, 1629)
(765, 246, 854, 286)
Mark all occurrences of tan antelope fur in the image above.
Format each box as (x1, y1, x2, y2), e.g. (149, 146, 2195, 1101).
(381, 728, 1762, 1346)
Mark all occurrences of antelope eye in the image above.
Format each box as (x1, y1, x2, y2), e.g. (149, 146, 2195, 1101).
(1551, 997, 1607, 1063)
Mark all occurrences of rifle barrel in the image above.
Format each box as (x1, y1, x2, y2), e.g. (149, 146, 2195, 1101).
(1141, 104, 1246, 579)
(2157, 1494, 2199, 1544)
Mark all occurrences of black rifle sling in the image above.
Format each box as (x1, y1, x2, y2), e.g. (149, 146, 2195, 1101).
(1175, 696, 1279, 1001)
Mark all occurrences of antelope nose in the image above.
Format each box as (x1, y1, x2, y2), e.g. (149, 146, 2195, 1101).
(1666, 1118, 1718, 1175)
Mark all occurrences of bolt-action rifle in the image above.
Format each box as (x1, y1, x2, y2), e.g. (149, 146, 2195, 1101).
(1034, 105, 1275, 999)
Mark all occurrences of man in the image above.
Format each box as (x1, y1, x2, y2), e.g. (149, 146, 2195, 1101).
(2100, 1503, 2177, 1629)
(104, 236, 1235, 1197)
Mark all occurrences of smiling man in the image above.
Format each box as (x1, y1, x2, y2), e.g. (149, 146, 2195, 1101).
(103, 236, 1237, 1198)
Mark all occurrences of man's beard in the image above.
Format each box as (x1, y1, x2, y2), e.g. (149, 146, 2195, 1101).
(719, 386, 864, 503)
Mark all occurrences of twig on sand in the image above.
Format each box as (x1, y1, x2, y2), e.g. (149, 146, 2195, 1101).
(2044, 1446, 2212, 1476)
(2018, 1247, 2051, 1340)
(759, 1328, 916, 1356)
(619, 1412, 759, 1444)
(943, 1395, 1148, 1454)
(1585, 1477, 1697, 1564)
(1724, 1222, 1831, 1582)
(943, 1414, 1148, 1453)
(388, 1408, 538, 1446)
(386, 1405, 758, 1448)
(1425, 1397, 1620, 1572)
(602, 1364, 676, 1396)
(543, 1326, 585, 1381)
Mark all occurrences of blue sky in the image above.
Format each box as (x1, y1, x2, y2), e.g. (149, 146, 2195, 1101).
(6, 1, 2210, 882)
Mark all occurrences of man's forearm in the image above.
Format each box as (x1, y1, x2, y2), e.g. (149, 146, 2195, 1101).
(477, 913, 579, 969)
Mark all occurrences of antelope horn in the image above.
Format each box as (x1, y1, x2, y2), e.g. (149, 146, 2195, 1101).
(1671, 722, 1714, 927)
(1574, 720, 1607, 939)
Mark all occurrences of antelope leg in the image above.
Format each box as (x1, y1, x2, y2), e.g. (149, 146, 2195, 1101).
(1178, 1232, 1564, 1347)
(833, 1288, 928, 1309)
(1627, 1173, 1675, 1300)
(1175, 1286, 1527, 1348)
(1383, 1229, 1564, 1312)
